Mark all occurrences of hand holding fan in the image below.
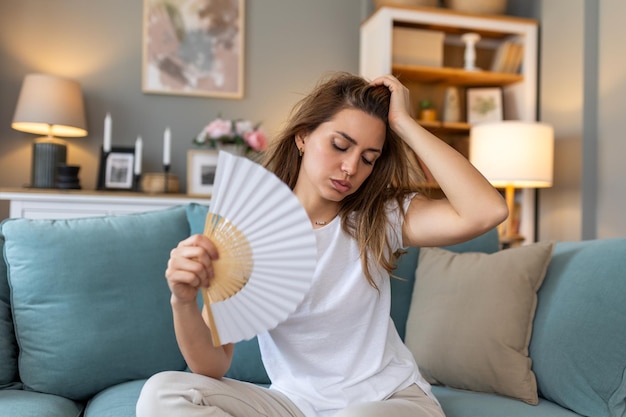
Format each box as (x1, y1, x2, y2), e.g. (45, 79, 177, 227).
(202, 151, 317, 346)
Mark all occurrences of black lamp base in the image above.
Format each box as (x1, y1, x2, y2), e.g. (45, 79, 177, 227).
(31, 138, 67, 188)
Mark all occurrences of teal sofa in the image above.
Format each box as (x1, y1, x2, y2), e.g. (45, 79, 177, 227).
(1, 204, 624, 417)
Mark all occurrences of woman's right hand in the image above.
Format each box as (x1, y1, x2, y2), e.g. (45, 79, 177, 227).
(165, 234, 219, 305)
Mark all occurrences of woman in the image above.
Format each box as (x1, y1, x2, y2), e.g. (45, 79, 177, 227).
(137, 73, 508, 417)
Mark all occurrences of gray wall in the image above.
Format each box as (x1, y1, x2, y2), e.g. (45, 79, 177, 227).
(539, 0, 626, 240)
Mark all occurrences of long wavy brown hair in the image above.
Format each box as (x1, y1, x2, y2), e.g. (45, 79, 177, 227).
(263, 72, 428, 288)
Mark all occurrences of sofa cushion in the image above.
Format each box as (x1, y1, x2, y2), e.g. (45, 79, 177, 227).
(84, 379, 146, 417)
(406, 242, 554, 404)
(390, 229, 500, 340)
(1, 206, 190, 401)
(432, 386, 582, 417)
(0, 233, 20, 389)
(530, 239, 626, 417)
(0, 389, 83, 417)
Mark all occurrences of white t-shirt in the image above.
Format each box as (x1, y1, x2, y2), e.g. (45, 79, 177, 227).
(257, 197, 434, 417)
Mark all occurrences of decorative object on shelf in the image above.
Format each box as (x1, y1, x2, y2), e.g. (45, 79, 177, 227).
(101, 146, 136, 191)
(11, 73, 87, 189)
(392, 27, 444, 67)
(418, 98, 438, 122)
(56, 164, 81, 190)
(163, 126, 172, 193)
(201, 151, 316, 346)
(490, 41, 524, 73)
(142, 0, 245, 99)
(443, 0, 508, 15)
(469, 121, 554, 244)
(374, 0, 439, 8)
(466, 87, 503, 124)
(461, 32, 481, 71)
(103, 113, 112, 153)
(193, 116, 268, 157)
(187, 149, 219, 196)
(141, 172, 180, 194)
(442, 87, 461, 123)
(134, 136, 143, 192)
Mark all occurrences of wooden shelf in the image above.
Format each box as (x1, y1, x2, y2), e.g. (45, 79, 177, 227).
(393, 64, 523, 86)
(419, 120, 471, 133)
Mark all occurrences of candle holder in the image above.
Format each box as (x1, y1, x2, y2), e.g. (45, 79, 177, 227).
(461, 32, 481, 71)
(163, 164, 170, 194)
(96, 147, 109, 190)
(133, 174, 142, 192)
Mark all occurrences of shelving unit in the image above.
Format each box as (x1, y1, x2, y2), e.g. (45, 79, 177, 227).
(360, 5, 538, 126)
(360, 5, 539, 241)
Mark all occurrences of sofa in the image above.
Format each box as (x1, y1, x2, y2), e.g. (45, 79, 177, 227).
(0, 203, 624, 417)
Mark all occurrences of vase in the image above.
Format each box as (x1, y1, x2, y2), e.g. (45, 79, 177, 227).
(217, 143, 246, 157)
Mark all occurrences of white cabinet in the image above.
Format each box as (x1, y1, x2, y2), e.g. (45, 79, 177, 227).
(0, 188, 211, 220)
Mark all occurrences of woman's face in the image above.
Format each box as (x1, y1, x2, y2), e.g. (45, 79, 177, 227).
(294, 108, 386, 205)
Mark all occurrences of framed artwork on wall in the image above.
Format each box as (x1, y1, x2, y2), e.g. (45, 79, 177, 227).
(187, 149, 218, 196)
(142, 0, 244, 99)
(466, 87, 503, 125)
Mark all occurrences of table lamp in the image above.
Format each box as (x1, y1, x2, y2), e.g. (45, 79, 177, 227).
(469, 121, 554, 245)
(11, 73, 87, 188)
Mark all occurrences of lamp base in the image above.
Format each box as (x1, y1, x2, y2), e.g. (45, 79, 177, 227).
(31, 138, 67, 188)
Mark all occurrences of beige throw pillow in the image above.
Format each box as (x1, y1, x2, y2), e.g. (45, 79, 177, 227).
(405, 242, 554, 405)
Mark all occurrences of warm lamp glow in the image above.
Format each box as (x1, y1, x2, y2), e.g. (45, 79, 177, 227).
(12, 73, 87, 138)
(470, 121, 555, 243)
(470, 121, 554, 188)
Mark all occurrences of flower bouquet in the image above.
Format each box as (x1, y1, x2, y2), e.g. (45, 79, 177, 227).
(194, 116, 268, 156)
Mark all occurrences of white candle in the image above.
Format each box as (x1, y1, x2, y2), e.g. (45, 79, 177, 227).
(163, 127, 171, 166)
(134, 136, 143, 175)
(103, 113, 112, 153)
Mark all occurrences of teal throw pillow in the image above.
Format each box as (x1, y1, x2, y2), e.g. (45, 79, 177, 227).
(530, 238, 626, 417)
(2, 206, 190, 401)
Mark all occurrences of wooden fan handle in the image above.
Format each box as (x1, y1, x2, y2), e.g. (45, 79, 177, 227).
(201, 289, 222, 347)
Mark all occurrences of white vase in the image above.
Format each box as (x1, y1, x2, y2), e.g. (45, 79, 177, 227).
(217, 143, 246, 156)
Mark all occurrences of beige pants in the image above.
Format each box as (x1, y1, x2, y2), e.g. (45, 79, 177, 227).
(136, 371, 445, 417)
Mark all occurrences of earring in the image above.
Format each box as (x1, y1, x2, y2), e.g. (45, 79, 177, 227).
(298, 148, 303, 157)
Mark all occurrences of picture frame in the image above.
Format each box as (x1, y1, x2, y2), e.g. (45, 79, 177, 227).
(142, 0, 244, 99)
(102, 147, 136, 190)
(466, 87, 504, 124)
(187, 149, 219, 196)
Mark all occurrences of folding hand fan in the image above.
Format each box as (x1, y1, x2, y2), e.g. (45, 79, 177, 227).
(202, 151, 317, 346)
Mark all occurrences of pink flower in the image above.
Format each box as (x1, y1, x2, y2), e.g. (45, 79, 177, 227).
(204, 118, 232, 139)
(235, 120, 254, 136)
(244, 130, 268, 152)
(194, 116, 268, 154)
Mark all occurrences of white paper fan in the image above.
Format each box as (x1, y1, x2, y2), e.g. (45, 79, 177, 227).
(201, 151, 317, 346)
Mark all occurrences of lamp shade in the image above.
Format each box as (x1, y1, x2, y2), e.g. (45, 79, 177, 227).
(469, 121, 554, 188)
(12, 73, 87, 137)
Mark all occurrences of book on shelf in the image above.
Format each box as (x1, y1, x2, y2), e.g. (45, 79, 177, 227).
(490, 41, 524, 74)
